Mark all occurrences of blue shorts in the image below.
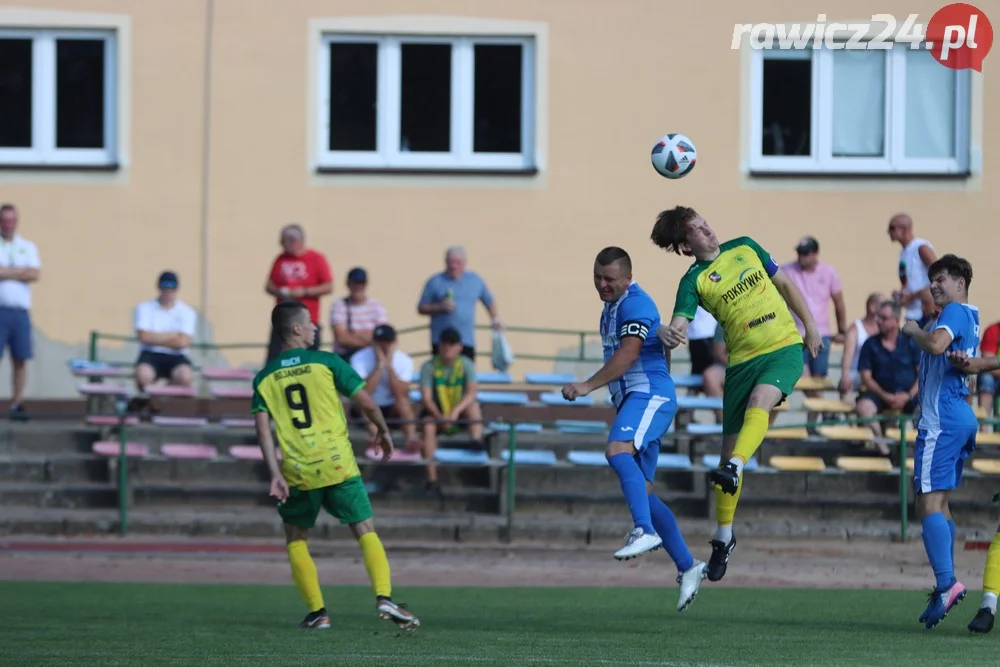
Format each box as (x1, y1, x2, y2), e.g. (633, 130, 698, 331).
(608, 392, 677, 482)
(979, 372, 997, 395)
(913, 426, 977, 494)
(0, 306, 32, 361)
(803, 336, 832, 377)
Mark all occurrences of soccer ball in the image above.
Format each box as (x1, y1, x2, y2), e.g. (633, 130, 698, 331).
(651, 134, 697, 179)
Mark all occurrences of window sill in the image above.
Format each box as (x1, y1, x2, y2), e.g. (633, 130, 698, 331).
(748, 170, 971, 180)
(0, 163, 120, 172)
(316, 166, 538, 177)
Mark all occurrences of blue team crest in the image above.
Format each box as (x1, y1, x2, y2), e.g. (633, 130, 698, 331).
(709, 272, 722, 282)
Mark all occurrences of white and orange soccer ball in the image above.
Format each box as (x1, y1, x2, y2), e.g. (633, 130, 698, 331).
(650, 133, 697, 179)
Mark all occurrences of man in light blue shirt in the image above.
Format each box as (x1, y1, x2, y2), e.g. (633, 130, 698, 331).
(417, 246, 503, 360)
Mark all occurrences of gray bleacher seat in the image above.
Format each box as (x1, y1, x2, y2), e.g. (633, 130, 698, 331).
(686, 423, 723, 435)
(677, 396, 724, 410)
(500, 449, 558, 465)
(478, 391, 530, 405)
(657, 453, 693, 469)
(540, 392, 593, 407)
(434, 449, 491, 464)
(567, 450, 606, 466)
(702, 454, 760, 470)
(525, 372, 577, 385)
(554, 419, 607, 434)
(488, 421, 544, 433)
(672, 375, 704, 389)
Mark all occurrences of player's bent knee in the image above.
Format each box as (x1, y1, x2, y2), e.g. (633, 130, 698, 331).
(747, 384, 783, 410)
(605, 440, 635, 458)
(283, 524, 309, 544)
(348, 518, 375, 539)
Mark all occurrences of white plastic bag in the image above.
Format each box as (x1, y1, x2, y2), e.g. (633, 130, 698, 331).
(491, 330, 514, 372)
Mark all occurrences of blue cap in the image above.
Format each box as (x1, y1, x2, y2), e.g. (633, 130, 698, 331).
(158, 271, 179, 289)
(347, 267, 367, 283)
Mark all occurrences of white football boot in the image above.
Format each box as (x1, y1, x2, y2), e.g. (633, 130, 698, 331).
(676, 560, 708, 612)
(614, 527, 663, 560)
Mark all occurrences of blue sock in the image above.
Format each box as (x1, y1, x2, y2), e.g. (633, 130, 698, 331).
(948, 519, 956, 561)
(922, 513, 956, 591)
(607, 453, 654, 533)
(648, 494, 694, 572)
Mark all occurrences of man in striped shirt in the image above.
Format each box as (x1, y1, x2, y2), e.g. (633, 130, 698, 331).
(330, 267, 388, 362)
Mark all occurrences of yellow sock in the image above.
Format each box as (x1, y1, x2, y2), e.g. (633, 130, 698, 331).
(715, 472, 744, 526)
(288, 540, 324, 612)
(359, 532, 392, 598)
(984, 533, 1000, 595)
(732, 407, 771, 464)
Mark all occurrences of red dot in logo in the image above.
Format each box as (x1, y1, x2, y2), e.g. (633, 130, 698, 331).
(926, 2, 993, 72)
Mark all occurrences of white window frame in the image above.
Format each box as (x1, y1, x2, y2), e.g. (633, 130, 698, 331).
(0, 29, 117, 167)
(748, 43, 970, 175)
(316, 34, 535, 171)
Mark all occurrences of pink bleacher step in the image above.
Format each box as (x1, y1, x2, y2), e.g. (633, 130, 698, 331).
(151, 416, 209, 427)
(72, 366, 133, 379)
(229, 445, 281, 461)
(78, 383, 133, 397)
(86, 415, 140, 426)
(145, 385, 197, 398)
(220, 418, 255, 429)
(211, 386, 253, 400)
(202, 367, 255, 382)
(161, 443, 218, 460)
(365, 446, 423, 462)
(92, 441, 150, 457)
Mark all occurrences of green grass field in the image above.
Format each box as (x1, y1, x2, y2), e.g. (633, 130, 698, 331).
(0, 582, 996, 666)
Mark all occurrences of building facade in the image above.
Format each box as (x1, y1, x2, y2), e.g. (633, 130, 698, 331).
(0, 0, 994, 397)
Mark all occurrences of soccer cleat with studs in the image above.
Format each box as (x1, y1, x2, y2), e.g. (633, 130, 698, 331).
(377, 597, 420, 632)
(968, 607, 995, 633)
(706, 535, 736, 582)
(298, 608, 331, 629)
(709, 462, 740, 496)
(614, 527, 663, 561)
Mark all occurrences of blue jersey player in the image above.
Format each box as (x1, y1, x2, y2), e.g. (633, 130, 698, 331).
(901, 254, 980, 629)
(561, 247, 706, 612)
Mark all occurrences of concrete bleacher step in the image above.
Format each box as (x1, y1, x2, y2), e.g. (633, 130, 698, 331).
(0, 481, 118, 508)
(0, 454, 106, 483)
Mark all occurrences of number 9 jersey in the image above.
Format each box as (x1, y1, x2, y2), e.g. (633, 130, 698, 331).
(251, 349, 366, 489)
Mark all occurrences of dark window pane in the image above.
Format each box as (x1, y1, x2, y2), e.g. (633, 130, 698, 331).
(400, 43, 451, 152)
(328, 42, 377, 151)
(0, 39, 33, 148)
(56, 39, 105, 149)
(761, 56, 811, 156)
(473, 44, 522, 153)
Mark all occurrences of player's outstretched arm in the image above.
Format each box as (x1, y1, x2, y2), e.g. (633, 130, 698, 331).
(657, 316, 689, 349)
(354, 388, 395, 460)
(947, 350, 1000, 374)
(254, 412, 289, 501)
(771, 269, 822, 356)
(902, 318, 952, 355)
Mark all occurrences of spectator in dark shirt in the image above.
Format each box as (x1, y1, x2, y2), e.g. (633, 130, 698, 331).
(856, 300, 920, 449)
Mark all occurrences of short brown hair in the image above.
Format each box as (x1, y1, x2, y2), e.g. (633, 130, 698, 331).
(929, 254, 973, 291)
(651, 206, 699, 255)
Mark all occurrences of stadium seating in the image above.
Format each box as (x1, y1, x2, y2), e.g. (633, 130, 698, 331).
(161, 443, 218, 460)
(220, 418, 254, 428)
(86, 415, 140, 427)
(566, 451, 608, 467)
(479, 391, 530, 405)
(500, 449, 558, 465)
(92, 441, 150, 457)
(539, 392, 592, 407)
(818, 426, 874, 442)
(145, 385, 197, 398)
(228, 445, 264, 461)
(525, 372, 577, 385)
(202, 367, 255, 382)
(976, 432, 1000, 446)
(657, 453, 694, 470)
(672, 375, 704, 389)
(488, 421, 544, 433)
(686, 423, 723, 436)
(476, 371, 513, 384)
(211, 386, 253, 400)
(151, 416, 209, 427)
(677, 396, 724, 410)
(972, 459, 1000, 474)
(554, 419, 607, 434)
(795, 377, 835, 391)
(835, 456, 892, 473)
(803, 398, 854, 414)
(365, 447, 422, 462)
(769, 455, 826, 472)
(764, 427, 810, 440)
(702, 454, 759, 470)
(434, 449, 491, 465)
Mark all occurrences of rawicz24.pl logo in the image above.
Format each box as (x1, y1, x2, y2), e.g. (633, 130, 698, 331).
(731, 2, 994, 71)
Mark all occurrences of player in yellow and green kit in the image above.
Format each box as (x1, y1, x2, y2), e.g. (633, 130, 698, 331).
(947, 347, 1000, 633)
(651, 206, 822, 582)
(252, 300, 420, 631)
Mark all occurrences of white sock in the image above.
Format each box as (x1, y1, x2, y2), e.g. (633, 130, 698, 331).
(715, 524, 733, 543)
(983, 592, 998, 614)
(728, 456, 745, 477)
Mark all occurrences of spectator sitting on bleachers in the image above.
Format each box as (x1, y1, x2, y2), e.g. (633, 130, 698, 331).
(131, 271, 197, 415)
(856, 300, 919, 453)
(349, 324, 420, 448)
(838, 292, 885, 401)
(418, 326, 484, 493)
(978, 320, 999, 432)
(331, 267, 387, 362)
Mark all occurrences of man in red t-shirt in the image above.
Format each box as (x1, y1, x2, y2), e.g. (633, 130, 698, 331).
(979, 320, 1000, 428)
(264, 224, 333, 362)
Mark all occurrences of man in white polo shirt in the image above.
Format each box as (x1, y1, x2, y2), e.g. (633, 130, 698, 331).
(134, 271, 197, 397)
(0, 204, 41, 420)
(350, 324, 420, 448)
